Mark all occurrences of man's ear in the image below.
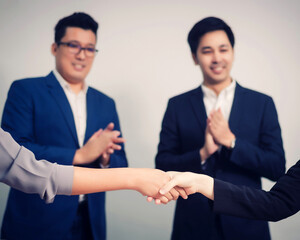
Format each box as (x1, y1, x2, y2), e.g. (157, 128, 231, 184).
(192, 53, 198, 65)
(51, 43, 57, 56)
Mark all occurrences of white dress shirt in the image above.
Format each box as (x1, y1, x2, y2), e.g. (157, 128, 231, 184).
(53, 69, 87, 148)
(202, 80, 236, 121)
(200, 80, 236, 164)
(53, 69, 87, 202)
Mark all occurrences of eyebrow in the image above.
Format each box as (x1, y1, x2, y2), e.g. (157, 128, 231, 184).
(201, 44, 229, 51)
(68, 40, 96, 47)
(201, 46, 212, 51)
(219, 44, 229, 48)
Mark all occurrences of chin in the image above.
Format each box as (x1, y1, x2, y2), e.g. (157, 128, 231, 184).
(66, 76, 84, 84)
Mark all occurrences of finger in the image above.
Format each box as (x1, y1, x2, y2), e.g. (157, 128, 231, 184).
(102, 152, 108, 159)
(107, 148, 114, 154)
(113, 137, 125, 143)
(175, 186, 188, 200)
(163, 192, 174, 201)
(214, 109, 223, 120)
(147, 196, 154, 202)
(159, 179, 177, 195)
(105, 122, 115, 131)
(91, 129, 103, 139)
(159, 196, 170, 204)
(111, 130, 121, 137)
(155, 199, 162, 205)
(111, 144, 122, 150)
(210, 109, 216, 116)
(95, 129, 103, 137)
(169, 188, 180, 200)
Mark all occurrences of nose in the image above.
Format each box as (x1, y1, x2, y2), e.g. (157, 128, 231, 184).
(76, 48, 86, 60)
(212, 51, 221, 63)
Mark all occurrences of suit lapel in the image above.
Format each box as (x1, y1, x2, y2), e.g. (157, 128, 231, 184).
(190, 86, 207, 132)
(45, 72, 79, 146)
(84, 88, 97, 144)
(229, 83, 244, 133)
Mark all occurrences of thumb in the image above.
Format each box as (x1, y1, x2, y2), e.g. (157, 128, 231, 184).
(95, 129, 103, 137)
(159, 179, 177, 195)
(105, 122, 115, 131)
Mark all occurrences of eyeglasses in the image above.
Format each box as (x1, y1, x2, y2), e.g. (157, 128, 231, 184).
(57, 41, 98, 57)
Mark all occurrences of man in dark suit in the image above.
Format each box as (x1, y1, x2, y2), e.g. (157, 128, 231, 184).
(155, 17, 285, 240)
(1, 12, 127, 240)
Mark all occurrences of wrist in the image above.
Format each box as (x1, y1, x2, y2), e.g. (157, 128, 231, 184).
(125, 168, 140, 191)
(73, 149, 83, 164)
(224, 134, 236, 148)
(100, 155, 110, 166)
(200, 147, 208, 163)
(197, 174, 214, 200)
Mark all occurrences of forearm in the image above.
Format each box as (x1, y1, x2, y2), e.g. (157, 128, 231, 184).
(71, 168, 140, 195)
(230, 138, 285, 180)
(213, 179, 292, 221)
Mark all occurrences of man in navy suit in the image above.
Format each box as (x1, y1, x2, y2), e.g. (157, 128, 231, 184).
(155, 17, 285, 240)
(1, 12, 127, 240)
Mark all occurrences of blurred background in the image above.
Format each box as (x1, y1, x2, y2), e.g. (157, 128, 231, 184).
(0, 0, 299, 239)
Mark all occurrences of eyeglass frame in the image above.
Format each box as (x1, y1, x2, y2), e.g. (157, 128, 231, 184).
(57, 41, 99, 57)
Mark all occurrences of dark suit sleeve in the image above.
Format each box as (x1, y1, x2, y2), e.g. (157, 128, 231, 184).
(214, 161, 300, 221)
(229, 97, 285, 181)
(1, 81, 76, 165)
(155, 99, 202, 172)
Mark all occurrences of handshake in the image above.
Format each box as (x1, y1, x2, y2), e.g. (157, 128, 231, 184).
(128, 168, 214, 204)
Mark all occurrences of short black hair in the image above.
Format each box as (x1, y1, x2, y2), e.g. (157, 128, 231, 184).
(187, 17, 235, 54)
(54, 12, 98, 43)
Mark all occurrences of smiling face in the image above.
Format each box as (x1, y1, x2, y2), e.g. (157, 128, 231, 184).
(51, 27, 97, 84)
(193, 30, 234, 87)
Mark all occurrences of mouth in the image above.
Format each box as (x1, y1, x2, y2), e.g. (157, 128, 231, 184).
(210, 64, 225, 74)
(72, 63, 86, 71)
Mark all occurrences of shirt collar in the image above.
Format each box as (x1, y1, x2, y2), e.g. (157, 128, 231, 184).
(53, 69, 88, 94)
(202, 79, 236, 98)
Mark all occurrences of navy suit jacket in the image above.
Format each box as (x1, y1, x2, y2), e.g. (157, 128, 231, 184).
(1, 72, 128, 240)
(156, 83, 285, 240)
(214, 160, 300, 222)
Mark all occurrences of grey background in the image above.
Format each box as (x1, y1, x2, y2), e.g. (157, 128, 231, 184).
(0, 0, 299, 239)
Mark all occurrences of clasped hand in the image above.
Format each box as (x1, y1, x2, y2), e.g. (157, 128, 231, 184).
(146, 170, 214, 204)
(73, 122, 125, 165)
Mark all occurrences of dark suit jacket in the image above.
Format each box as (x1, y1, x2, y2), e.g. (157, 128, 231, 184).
(155, 83, 285, 240)
(1, 72, 128, 240)
(214, 160, 300, 222)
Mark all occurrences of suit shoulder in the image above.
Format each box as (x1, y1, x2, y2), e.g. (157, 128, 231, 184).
(241, 87, 272, 100)
(88, 86, 115, 103)
(241, 87, 275, 106)
(168, 87, 200, 103)
(11, 76, 46, 88)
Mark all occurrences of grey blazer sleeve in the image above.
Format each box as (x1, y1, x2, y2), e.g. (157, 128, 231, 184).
(0, 128, 74, 203)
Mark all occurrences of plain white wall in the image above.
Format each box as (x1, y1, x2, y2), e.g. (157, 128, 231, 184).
(0, 0, 299, 239)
